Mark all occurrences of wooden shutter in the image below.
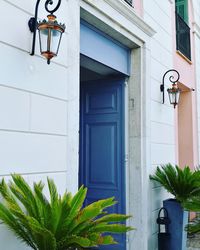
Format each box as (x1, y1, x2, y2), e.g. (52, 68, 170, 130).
(175, 0, 188, 23)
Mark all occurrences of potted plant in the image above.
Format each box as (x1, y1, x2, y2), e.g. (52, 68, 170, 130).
(0, 174, 134, 250)
(150, 164, 200, 250)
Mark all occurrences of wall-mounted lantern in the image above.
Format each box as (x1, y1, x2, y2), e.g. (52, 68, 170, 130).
(160, 69, 181, 108)
(28, 0, 66, 64)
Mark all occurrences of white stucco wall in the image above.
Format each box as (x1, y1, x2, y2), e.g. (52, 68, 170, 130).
(0, 0, 80, 249)
(143, 0, 176, 249)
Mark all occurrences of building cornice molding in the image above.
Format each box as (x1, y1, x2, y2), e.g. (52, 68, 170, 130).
(104, 0, 155, 37)
(82, 0, 156, 38)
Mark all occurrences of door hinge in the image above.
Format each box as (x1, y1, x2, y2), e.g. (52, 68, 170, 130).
(130, 98, 134, 108)
(125, 154, 129, 168)
(126, 234, 130, 243)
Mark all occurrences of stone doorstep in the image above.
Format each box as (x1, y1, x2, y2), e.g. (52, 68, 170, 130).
(187, 234, 200, 249)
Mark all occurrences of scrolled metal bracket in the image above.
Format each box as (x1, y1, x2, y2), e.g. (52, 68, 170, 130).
(45, 0, 61, 14)
(160, 69, 180, 104)
(28, 0, 62, 56)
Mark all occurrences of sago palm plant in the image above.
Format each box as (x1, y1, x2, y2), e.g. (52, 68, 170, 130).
(183, 195, 200, 234)
(149, 163, 200, 203)
(0, 174, 133, 250)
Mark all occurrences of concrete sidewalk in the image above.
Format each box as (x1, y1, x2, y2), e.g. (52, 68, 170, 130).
(188, 234, 200, 250)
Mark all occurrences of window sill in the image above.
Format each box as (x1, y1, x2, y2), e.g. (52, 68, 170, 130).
(176, 50, 192, 65)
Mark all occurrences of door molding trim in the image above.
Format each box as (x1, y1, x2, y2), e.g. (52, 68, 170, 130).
(80, 21, 130, 75)
(126, 46, 151, 250)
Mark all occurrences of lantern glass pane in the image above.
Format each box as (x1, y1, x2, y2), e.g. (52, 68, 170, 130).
(38, 28, 49, 53)
(176, 90, 181, 103)
(169, 92, 176, 104)
(168, 89, 181, 105)
(50, 29, 62, 55)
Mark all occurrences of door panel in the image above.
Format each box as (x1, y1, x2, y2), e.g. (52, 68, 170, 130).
(79, 78, 126, 250)
(87, 123, 117, 187)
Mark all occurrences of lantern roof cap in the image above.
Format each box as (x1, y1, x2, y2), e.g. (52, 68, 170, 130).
(37, 14, 66, 32)
(167, 83, 181, 93)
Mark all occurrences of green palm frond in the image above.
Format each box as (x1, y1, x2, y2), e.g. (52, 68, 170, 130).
(183, 196, 200, 212)
(0, 174, 133, 250)
(183, 195, 200, 234)
(89, 223, 133, 233)
(95, 214, 131, 223)
(0, 202, 37, 249)
(57, 235, 93, 250)
(10, 174, 40, 218)
(150, 164, 200, 203)
(33, 181, 51, 227)
(186, 222, 200, 234)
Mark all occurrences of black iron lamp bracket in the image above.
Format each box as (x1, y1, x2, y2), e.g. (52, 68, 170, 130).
(28, 0, 62, 56)
(160, 69, 180, 104)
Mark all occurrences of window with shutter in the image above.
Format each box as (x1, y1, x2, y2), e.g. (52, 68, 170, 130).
(175, 0, 191, 60)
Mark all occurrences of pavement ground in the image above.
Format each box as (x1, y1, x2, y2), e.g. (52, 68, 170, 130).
(187, 234, 200, 250)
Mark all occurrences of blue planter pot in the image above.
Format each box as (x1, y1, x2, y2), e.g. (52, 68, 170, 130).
(163, 199, 188, 250)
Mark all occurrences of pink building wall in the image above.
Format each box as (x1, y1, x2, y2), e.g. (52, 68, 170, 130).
(173, 0, 199, 168)
(134, 0, 143, 16)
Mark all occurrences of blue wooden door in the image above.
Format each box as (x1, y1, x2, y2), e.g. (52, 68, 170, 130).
(79, 78, 126, 250)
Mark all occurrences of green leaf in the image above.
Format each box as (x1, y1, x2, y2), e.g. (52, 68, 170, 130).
(9, 175, 39, 218)
(95, 214, 132, 224)
(33, 182, 51, 227)
(0, 175, 134, 250)
(27, 216, 56, 250)
(98, 235, 118, 245)
(0, 203, 37, 250)
(63, 186, 87, 226)
(58, 235, 92, 249)
(47, 178, 62, 234)
(90, 224, 134, 233)
(150, 164, 200, 203)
